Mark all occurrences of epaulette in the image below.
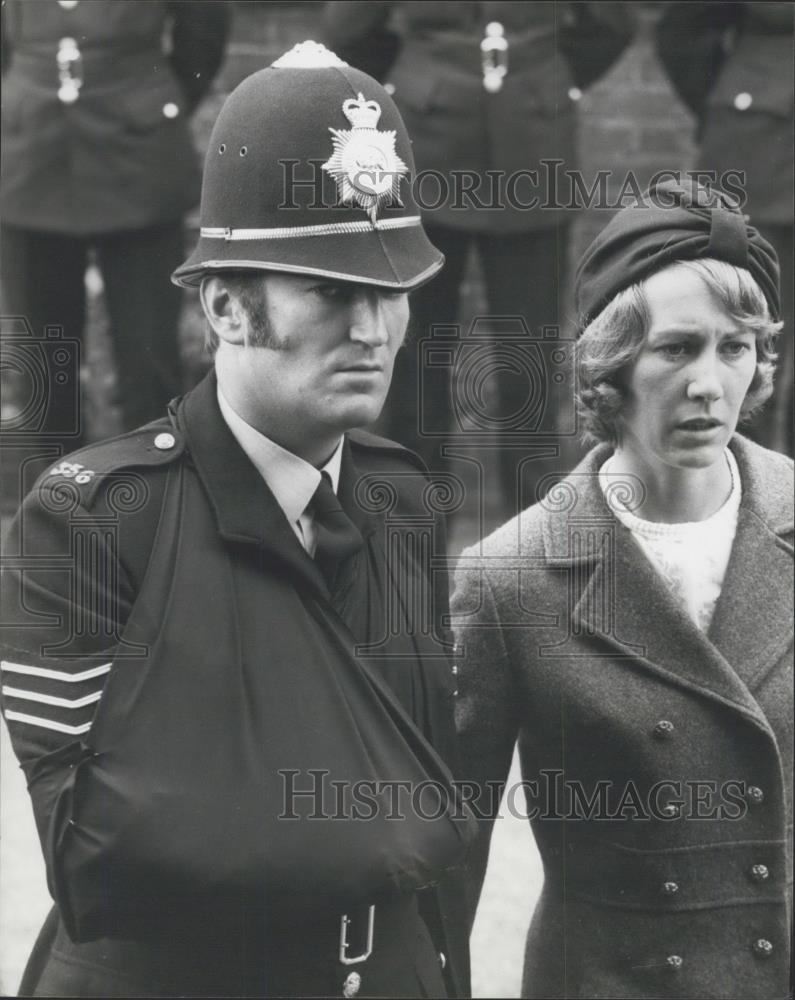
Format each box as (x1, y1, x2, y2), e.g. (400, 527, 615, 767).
(347, 428, 429, 476)
(36, 420, 186, 508)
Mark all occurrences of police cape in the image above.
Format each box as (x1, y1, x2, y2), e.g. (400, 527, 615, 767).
(16, 373, 475, 943)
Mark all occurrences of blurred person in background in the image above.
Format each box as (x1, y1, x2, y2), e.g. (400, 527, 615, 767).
(453, 179, 792, 998)
(656, 1, 794, 457)
(0, 0, 230, 454)
(324, 1, 634, 522)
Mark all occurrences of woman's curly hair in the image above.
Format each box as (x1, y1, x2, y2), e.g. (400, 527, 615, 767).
(575, 259, 782, 446)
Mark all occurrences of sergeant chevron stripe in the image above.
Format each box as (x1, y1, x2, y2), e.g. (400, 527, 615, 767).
(1, 660, 113, 736)
(2, 711, 92, 735)
(0, 660, 112, 682)
(2, 686, 103, 709)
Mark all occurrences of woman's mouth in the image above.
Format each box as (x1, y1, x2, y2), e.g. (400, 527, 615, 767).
(676, 417, 723, 432)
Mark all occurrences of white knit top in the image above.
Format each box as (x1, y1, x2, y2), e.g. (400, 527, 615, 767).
(599, 450, 741, 632)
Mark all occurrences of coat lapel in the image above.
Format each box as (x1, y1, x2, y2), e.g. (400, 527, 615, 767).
(540, 439, 791, 734)
(176, 371, 329, 598)
(707, 436, 794, 692)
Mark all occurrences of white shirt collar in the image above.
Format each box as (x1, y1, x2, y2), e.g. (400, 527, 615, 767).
(217, 384, 343, 528)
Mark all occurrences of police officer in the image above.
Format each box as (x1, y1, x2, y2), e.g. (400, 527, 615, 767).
(655, 2, 794, 458)
(1, 42, 473, 998)
(0, 0, 230, 450)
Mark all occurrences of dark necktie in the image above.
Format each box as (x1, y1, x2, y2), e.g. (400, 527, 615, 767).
(311, 471, 363, 587)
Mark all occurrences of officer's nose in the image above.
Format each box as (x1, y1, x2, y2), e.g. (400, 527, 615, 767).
(685, 350, 724, 403)
(348, 291, 391, 348)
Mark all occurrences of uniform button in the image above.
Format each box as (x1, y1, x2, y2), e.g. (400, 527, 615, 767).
(752, 938, 773, 958)
(661, 880, 679, 896)
(438, 951, 446, 969)
(734, 91, 753, 110)
(660, 803, 679, 818)
(58, 0, 79, 7)
(666, 955, 683, 970)
(749, 863, 770, 882)
(154, 432, 176, 450)
(568, 86, 582, 101)
(746, 785, 764, 805)
(162, 102, 180, 119)
(342, 971, 361, 997)
(652, 720, 675, 739)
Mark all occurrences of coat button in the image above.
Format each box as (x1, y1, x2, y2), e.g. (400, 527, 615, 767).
(752, 938, 773, 958)
(666, 955, 683, 970)
(746, 785, 764, 805)
(342, 970, 361, 997)
(154, 432, 176, 450)
(660, 803, 679, 818)
(734, 91, 753, 110)
(652, 720, 675, 739)
(661, 880, 679, 896)
(749, 863, 770, 882)
(162, 102, 180, 119)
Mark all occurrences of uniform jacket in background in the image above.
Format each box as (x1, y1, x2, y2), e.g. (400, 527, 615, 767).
(656, 2, 794, 225)
(324, 1, 634, 233)
(0, 0, 230, 234)
(452, 435, 793, 998)
(1, 371, 472, 997)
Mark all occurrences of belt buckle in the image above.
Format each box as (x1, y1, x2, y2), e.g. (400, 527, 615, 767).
(338, 904, 375, 965)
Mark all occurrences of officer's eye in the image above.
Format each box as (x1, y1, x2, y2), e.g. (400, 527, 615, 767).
(311, 283, 352, 303)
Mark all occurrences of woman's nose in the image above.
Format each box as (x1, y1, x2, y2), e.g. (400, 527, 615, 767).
(685, 352, 724, 402)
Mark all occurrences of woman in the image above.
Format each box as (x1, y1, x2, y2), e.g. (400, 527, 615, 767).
(452, 179, 792, 999)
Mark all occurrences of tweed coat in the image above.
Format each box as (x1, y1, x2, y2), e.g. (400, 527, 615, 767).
(0, 0, 229, 235)
(452, 434, 793, 999)
(1, 372, 471, 998)
(324, 1, 633, 234)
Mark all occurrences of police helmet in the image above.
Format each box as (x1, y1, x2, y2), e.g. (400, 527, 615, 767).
(173, 41, 443, 291)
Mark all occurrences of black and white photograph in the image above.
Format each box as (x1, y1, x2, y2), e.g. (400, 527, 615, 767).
(1, 2, 792, 997)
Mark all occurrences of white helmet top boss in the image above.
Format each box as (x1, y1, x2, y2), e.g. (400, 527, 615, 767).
(173, 41, 443, 290)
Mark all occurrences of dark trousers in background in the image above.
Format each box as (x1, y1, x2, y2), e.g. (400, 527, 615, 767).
(0, 221, 185, 453)
(381, 223, 570, 523)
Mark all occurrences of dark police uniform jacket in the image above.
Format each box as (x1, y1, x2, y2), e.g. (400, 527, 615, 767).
(324, 1, 634, 234)
(0, 0, 229, 234)
(655, 2, 794, 226)
(453, 435, 793, 998)
(0, 372, 472, 998)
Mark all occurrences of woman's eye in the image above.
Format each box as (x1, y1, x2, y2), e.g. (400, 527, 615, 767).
(657, 343, 689, 358)
(722, 340, 753, 358)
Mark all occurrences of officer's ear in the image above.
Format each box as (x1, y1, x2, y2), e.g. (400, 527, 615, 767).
(200, 276, 249, 346)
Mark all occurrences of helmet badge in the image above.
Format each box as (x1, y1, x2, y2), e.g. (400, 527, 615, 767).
(322, 94, 408, 224)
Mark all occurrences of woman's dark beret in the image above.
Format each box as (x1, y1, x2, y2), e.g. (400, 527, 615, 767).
(574, 178, 780, 327)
